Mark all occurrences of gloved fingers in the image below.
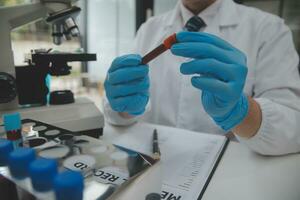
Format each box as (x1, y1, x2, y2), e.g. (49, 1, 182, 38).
(110, 93, 149, 114)
(129, 108, 146, 116)
(231, 64, 248, 80)
(180, 59, 234, 81)
(127, 94, 149, 115)
(201, 92, 231, 117)
(109, 99, 126, 113)
(106, 76, 149, 98)
(171, 42, 236, 64)
(176, 31, 234, 51)
(108, 65, 149, 84)
(191, 76, 229, 97)
(109, 54, 143, 73)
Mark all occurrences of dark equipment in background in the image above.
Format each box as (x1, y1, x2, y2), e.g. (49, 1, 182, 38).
(15, 50, 97, 106)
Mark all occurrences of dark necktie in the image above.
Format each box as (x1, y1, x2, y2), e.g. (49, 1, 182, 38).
(184, 16, 206, 32)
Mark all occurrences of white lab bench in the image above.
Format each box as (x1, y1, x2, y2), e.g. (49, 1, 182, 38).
(102, 122, 300, 200)
(202, 141, 300, 200)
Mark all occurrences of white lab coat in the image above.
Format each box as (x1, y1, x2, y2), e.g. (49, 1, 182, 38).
(103, 0, 300, 155)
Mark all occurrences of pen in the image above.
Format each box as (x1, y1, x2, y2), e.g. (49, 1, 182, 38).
(152, 129, 161, 160)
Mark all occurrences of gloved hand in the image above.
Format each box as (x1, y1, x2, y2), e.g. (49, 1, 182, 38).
(104, 54, 149, 116)
(171, 32, 249, 131)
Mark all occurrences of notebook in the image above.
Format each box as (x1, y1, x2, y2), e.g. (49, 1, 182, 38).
(108, 123, 229, 200)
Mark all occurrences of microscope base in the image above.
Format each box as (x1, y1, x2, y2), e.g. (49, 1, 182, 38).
(0, 97, 104, 138)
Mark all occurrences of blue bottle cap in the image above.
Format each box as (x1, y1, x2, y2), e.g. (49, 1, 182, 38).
(29, 158, 58, 192)
(54, 171, 84, 200)
(3, 113, 21, 131)
(0, 139, 14, 166)
(8, 148, 36, 179)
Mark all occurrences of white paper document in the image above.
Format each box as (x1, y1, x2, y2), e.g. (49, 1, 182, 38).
(109, 123, 228, 200)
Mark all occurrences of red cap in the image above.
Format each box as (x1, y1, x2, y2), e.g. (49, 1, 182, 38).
(163, 33, 177, 49)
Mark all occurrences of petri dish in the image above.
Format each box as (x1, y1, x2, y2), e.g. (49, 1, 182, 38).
(44, 130, 60, 137)
(38, 145, 70, 159)
(90, 146, 108, 154)
(22, 122, 36, 127)
(33, 126, 47, 131)
(110, 151, 129, 167)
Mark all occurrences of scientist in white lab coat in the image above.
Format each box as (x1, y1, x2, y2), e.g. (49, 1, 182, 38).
(103, 0, 300, 155)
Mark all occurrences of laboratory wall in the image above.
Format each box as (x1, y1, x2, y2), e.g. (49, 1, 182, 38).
(87, 0, 136, 82)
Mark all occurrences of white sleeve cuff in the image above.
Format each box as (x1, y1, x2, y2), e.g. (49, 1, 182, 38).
(235, 98, 300, 155)
(102, 96, 151, 126)
(102, 97, 138, 126)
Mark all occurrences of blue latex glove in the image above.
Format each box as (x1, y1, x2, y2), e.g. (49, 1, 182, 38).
(171, 32, 249, 131)
(104, 54, 149, 115)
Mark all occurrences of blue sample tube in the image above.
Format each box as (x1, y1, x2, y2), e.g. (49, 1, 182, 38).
(29, 158, 58, 200)
(3, 113, 22, 149)
(29, 158, 58, 192)
(8, 148, 36, 179)
(0, 139, 14, 166)
(54, 171, 84, 200)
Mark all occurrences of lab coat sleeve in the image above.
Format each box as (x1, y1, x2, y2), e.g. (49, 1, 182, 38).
(102, 24, 151, 126)
(235, 16, 300, 155)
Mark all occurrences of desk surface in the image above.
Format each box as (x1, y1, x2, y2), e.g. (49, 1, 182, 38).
(102, 123, 300, 200)
(202, 141, 300, 200)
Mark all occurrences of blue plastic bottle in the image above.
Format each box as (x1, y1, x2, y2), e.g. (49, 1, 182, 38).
(54, 170, 84, 200)
(0, 139, 14, 174)
(29, 158, 58, 200)
(8, 147, 36, 190)
(0, 139, 14, 165)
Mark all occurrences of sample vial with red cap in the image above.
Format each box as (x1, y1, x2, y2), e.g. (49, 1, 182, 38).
(3, 113, 22, 149)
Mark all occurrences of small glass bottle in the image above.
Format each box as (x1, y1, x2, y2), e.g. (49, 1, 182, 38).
(3, 113, 22, 149)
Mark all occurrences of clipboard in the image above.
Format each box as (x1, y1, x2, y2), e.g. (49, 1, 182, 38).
(197, 138, 229, 199)
(109, 123, 230, 200)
